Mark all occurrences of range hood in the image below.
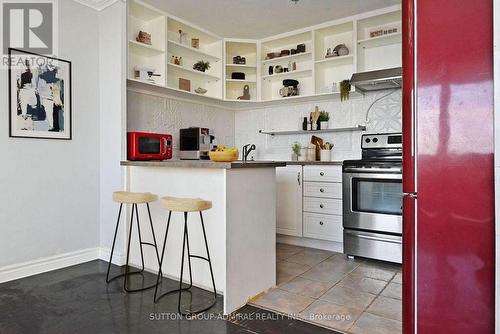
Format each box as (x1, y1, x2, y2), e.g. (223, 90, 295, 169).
(350, 67, 402, 93)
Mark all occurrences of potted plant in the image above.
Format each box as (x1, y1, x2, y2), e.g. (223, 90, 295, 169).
(340, 79, 351, 102)
(318, 111, 330, 130)
(193, 60, 211, 72)
(291, 142, 301, 161)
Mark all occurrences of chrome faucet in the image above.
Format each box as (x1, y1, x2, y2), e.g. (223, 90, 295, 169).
(242, 144, 256, 161)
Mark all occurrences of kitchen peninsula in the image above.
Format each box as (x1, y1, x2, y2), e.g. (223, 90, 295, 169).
(121, 160, 286, 314)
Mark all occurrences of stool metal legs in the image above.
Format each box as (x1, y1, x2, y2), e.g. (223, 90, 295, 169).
(106, 203, 162, 293)
(154, 211, 217, 315)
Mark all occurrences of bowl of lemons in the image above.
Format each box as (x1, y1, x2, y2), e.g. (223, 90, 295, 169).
(209, 146, 239, 162)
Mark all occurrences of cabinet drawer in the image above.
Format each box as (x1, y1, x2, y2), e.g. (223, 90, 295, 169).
(303, 197, 342, 215)
(304, 182, 342, 199)
(303, 213, 343, 242)
(303, 166, 342, 182)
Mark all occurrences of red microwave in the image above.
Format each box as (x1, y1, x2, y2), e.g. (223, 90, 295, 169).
(127, 132, 173, 161)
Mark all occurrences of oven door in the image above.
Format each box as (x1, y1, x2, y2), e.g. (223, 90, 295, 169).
(343, 168, 402, 234)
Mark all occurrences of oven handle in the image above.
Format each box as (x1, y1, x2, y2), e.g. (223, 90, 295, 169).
(345, 230, 402, 244)
(343, 167, 402, 173)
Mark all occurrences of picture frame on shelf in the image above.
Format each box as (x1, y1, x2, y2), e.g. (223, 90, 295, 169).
(8, 48, 72, 140)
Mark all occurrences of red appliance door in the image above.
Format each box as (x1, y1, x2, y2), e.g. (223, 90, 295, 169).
(415, 0, 495, 333)
(402, 0, 415, 333)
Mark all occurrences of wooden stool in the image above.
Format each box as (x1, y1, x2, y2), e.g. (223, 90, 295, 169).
(154, 196, 217, 315)
(106, 191, 162, 293)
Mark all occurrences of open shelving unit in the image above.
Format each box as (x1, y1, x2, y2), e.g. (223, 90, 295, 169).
(127, 0, 401, 104)
(224, 40, 258, 101)
(357, 10, 402, 72)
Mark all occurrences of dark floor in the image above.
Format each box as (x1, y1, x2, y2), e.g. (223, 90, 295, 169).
(0, 260, 339, 334)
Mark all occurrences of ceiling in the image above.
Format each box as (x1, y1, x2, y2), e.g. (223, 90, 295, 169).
(144, 0, 401, 39)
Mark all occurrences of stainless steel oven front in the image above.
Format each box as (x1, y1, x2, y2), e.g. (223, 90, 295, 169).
(343, 167, 402, 234)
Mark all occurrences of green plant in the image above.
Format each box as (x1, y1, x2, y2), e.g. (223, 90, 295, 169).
(318, 111, 330, 122)
(340, 79, 351, 102)
(292, 142, 301, 156)
(193, 60, 211, 72)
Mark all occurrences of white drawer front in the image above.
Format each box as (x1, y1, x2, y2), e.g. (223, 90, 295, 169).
(303, 166, 342, 182)
(303, 197, 342, 215)
(304, 182, 342, 199)
(303, 213, 343, 242)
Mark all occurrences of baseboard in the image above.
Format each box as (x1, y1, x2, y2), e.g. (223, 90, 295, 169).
(277, 234, 343, 253)
(98, 247, 126, 266)
(0, 248, 100, 284)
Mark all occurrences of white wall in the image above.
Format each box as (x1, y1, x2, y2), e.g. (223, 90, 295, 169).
(98, 1, 128, 262)
(0, 0, 101, 267)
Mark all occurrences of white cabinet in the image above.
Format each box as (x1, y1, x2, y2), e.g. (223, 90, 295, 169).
(276, 165, 303, 237)
(303, 165, 343, 242)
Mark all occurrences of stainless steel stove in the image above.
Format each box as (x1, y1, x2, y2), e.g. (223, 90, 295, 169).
(342, 133, 403, 264)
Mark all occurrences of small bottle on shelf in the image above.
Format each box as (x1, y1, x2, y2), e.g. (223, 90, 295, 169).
(302, 117, 308, 131)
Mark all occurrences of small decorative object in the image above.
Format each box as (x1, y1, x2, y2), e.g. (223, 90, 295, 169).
(266, 52, 281, 59)
(311, 107, 320, 131)
(268, 65, 274, 75)
(179, 30, 188, 44)
(290, 49, 297, 55)
(280, 49, 290, 57)
(191, 38, 199, 49)
(134, 65, 160, 83)
(178, 57, 183, 66)
(136, 31, 152, 45)
(283, 68, 289, 73)
(170, 56, 175, 64)
(280, 79, 299, 97)
(274, 65, 283, 74)
(299, 147, 307, 161)
(340, 79, 351, 101)
(297, 43, 306, 53)
(288, 61, 293, 72)
(193, 60, 210, 72)
(334, 44, 349, 57)
(179, 78, 191, 92)
(233, 56, 246, 65)
(291, 142, 301, 161)
(326, 48, 332, 57)
(237, 85, 251, 100)
(231, 72, 245, 80)
(174, 57, 180, 65)
(370, 27, 398, 38)
(318, 111, 330, 130)
(195, 87, 208, 95)
(8, 48, 72, 140)
(302, 117, 308, 131)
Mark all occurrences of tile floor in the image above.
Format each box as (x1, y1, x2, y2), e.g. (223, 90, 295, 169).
(251, 243, 402, 334)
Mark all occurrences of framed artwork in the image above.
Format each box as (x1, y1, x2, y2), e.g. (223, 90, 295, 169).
(8, 48, 72, 140)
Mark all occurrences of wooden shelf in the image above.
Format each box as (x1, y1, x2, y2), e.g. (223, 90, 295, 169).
(129, 40, 165, 56)
(168, 63, 221, 81)
(357, 33, 402, 48)
(262, 51, 312, 64)
(259, 125, 366, 136)
(315, 55, 353, 64)
(168, 39, 221, 62)
(262, 69, 312, 80)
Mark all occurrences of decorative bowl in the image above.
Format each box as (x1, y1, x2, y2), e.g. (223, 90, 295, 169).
(209, 150, 239, 162)
(195, 87, 208, 95)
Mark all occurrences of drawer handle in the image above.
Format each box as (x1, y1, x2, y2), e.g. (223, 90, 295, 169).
(320, 204, 324, 209)
(320, 172, 325, 176)
(320, 188, 325, 193)
(319, 221, 324, 226)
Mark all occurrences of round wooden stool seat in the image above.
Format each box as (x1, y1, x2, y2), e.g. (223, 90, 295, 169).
(112, 191, 158, 204)
(160, 196, 212, 212)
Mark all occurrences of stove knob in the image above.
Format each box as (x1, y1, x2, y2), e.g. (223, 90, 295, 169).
(365, 138, 371, 143)
(373, 138, 379, 143)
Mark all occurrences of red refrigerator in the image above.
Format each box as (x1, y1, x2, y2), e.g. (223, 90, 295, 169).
(402, 0, 495, 333)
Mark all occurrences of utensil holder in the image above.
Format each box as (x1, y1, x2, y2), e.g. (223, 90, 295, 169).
(320, 149, 332, 162)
